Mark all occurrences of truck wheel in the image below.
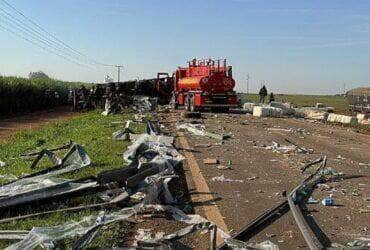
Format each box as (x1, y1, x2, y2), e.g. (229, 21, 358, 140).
(190, 95, 196, 112)
(185, 95, 190, 111)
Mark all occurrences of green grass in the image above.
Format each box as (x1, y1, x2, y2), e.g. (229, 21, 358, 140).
(0, 110, 146, 248)
(242, 93, 348, 114)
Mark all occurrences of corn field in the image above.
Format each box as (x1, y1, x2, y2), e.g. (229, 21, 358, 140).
(0, 76, 85, 116)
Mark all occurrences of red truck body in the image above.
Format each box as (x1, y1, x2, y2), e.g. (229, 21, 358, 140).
(173, 59, 238, 111)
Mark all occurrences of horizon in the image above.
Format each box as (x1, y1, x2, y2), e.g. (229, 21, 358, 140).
(1, 0, 370, 94)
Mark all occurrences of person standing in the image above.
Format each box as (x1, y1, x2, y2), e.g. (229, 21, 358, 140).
(259, 85, 268, 103)
(269, 92, 275, 103)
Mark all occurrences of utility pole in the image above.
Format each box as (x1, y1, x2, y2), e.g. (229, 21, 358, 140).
(116, 65, 123, 83)
(246, 74, 250, 94)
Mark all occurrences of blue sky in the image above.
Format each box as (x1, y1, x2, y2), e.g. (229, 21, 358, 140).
(1, 0, 370, 94)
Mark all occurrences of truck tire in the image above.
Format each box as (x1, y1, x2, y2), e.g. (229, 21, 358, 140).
(190, 95, 196, 112)
(185, 95, 190, 111)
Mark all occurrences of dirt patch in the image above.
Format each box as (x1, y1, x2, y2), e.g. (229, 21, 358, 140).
(0, 106, 77, 140)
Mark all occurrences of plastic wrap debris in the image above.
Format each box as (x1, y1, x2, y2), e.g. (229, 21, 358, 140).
(0, 161, 6, 168)
(0, 230, 28, 240)
(267, 128, 293, 132)
(30, 149, 62, 169)
(347, 237, 370, 247)
(137, 222, 217, 249)
(177, 123, 227, 141)
(7, 204, 228, 250)
(6, 205, 140, 250)
(211, 174, 243, 183)
(297, 108, 329, 121)
(0, 144, 91, 208)
(224, 238, 279, 250)
(132, 95, 158, 112)
(265, 141, 296, 154)
(113, 120, 133, 141)
(269, 102, 295, 115)
(0, 174, 18, 182)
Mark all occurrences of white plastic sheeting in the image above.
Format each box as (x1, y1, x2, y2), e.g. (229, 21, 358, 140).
(132, 96, 158, 112)
(0, 144, 91, 199)
(177, 123, 225, 141)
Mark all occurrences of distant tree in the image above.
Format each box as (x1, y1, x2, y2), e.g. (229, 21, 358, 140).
(29, 71, 49, 79)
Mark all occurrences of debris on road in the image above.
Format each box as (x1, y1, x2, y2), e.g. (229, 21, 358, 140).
(177, 123, 229, 141)
(211, 174, 243, 183)
(321, 196, 335, 206)
(203, 158, 219, 165)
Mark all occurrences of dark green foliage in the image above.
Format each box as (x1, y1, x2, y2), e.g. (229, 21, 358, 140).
(0, 76, 87, 115)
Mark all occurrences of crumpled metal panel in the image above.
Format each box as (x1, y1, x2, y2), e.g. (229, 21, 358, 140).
(0, 144, 91, 203)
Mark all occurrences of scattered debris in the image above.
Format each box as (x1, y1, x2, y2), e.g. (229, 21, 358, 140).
(307, 197, 319, 204)
(265, 141, 296, 154)
(267, 128, 293, 132)
(217, 165, 232, 170)
(0, 161, 5, 168)
(177, 123, 229, 141)
(211, 174, 243, 183)
(132, 95, 158, 112)
(321, 196, 334, 206)
(203, 158, 219, 165)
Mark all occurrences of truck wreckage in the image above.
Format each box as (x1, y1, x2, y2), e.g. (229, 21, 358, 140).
(0, 109, 364, 250)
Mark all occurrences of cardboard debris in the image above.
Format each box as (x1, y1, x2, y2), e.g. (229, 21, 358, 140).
(203, 158, 219, 165)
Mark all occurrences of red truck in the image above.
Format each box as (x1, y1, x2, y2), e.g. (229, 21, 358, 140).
(172, 59, 238, 111)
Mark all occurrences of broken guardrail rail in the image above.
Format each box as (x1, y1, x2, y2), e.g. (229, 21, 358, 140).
(219, 156, 332, 250)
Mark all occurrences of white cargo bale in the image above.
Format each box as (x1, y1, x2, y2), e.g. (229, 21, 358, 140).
(327, 113, 358, 125)
(357, 113, 369, 121)
(315, 103, 325, 108)
(243, 102, 255, 112)
(269, 102, 295, 115)
(253, 106, 284, 117)
(299, 108, 329, 121)
(360, 119, 370, 125)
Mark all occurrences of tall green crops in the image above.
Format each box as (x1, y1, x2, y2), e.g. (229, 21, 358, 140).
(0, 76, 87, 115)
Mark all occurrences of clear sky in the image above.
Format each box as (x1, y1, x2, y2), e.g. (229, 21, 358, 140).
(1, 0, 370, 94)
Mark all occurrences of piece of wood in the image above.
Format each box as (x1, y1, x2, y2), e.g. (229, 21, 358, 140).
(203, 158, 219, 165)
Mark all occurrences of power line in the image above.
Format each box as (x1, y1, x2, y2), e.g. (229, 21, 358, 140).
(0, 11, 93, 67)
(0, 6, 90, 65)
(0, 13, 94, 69)
(0, 0, 115, 67)
(0, 23, 93, 69)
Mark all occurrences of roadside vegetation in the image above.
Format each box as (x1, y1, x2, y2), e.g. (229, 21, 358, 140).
(0, 110, 144, 248)
(0, 76, 87, 116)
